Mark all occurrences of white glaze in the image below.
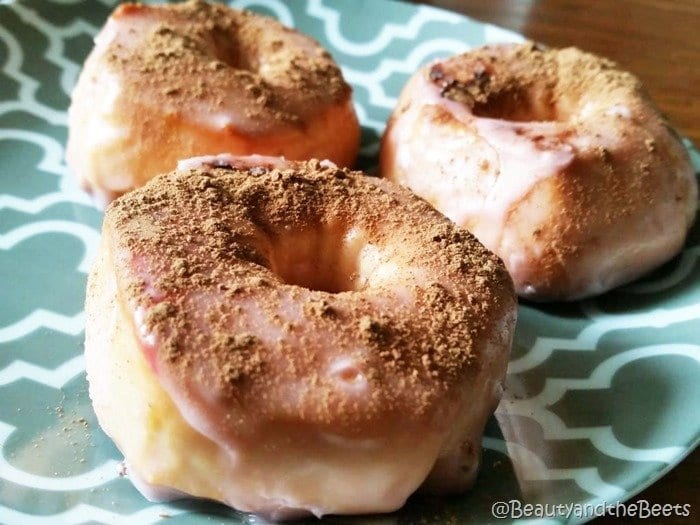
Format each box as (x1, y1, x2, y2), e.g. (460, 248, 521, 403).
(176, 153, 294, 171)
(381, 55, 698, 300)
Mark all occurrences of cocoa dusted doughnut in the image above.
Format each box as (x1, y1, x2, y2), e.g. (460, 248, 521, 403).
(66, 0, 360, 205)
(84, 155, 516, 519)
(380, 43, 698, 301)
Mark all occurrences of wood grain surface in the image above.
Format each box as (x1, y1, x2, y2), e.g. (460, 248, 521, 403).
(408, 1, 699, 523)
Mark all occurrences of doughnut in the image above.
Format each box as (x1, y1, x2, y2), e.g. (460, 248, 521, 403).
(66, 0, 360, 206)
(380, 43, 698, 301)
(84, 155, 516, 519)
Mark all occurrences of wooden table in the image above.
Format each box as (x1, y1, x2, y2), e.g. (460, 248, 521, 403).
(410, 1, 699, 523)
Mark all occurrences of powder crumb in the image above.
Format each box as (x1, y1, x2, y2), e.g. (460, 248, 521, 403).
(305, 298, 335, 318)
(145, 301, 176, 329)
(359, 315, 391, 346)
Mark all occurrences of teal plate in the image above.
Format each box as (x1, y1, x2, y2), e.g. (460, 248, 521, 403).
(1, 1, 699, 523)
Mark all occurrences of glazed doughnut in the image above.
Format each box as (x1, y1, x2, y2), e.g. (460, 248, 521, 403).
(380, 43, 698, 301)
(84, 155, 516, 519)
(66, 0, 360, 205)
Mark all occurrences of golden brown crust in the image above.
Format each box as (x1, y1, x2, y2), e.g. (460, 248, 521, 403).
(104, 160, 515, 438)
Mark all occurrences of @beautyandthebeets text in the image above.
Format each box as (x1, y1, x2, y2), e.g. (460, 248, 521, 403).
(491, 499, 692, 520)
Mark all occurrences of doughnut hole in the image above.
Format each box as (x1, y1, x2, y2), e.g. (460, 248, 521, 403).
(211, 37, 247, 72)
(267, 225, 414, 294)
(471, 85, 574, 123)
(432, 52, 580, 124)
(209, 27, 259, 74)
(267, 225, 362, 293)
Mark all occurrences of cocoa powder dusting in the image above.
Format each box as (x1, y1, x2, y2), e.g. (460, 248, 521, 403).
(105, 0, 350, 131)
(421, 42, 674, 297)
(106, 159, 514, 434)
(429, 42, 643, 121)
